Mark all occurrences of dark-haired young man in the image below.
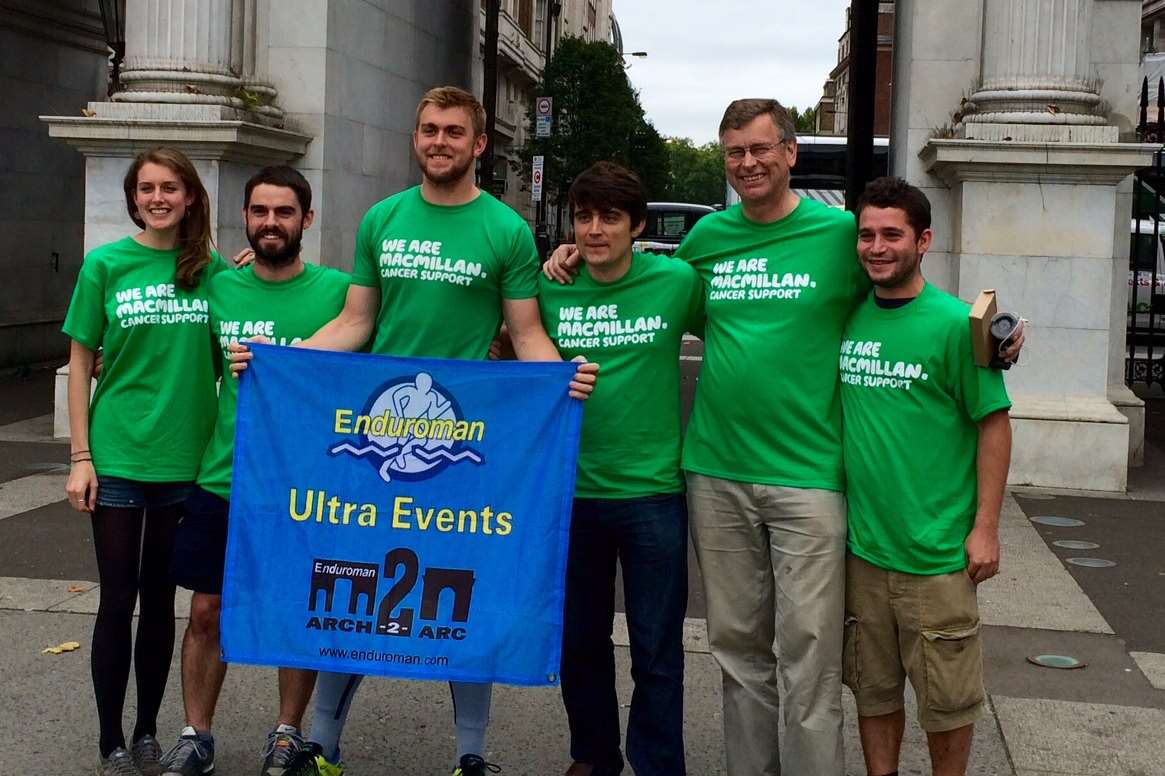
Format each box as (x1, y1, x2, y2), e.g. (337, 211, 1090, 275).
(159, 166, 351, 776)
(536, 161, 704, 776)
(841, 177, 1011, 776)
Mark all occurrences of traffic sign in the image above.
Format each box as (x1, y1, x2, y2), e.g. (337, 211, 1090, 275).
(532, 155, 544, 203)
(535, 96, 553, 138)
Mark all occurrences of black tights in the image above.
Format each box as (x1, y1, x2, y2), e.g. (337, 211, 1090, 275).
(90, 505, 181, 757)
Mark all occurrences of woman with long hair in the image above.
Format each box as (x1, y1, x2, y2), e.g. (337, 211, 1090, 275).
(63, 147, 223, 776)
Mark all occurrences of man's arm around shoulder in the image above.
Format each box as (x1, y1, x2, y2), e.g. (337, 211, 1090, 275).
(299, 283, 378, 352)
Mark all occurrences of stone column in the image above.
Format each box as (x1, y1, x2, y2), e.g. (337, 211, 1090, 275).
(113, 0, 282, 121)
(963, 0, 1114, 141)
(896, 0, 1157, 491)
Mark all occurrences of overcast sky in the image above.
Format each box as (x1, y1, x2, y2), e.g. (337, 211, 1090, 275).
(614, 1, 851, 144)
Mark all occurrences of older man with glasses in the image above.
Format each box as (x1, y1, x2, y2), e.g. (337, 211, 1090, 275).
(674, 98, 859, 776)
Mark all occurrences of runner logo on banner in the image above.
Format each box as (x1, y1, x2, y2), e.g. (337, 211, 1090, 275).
(220, 344, 583, 686)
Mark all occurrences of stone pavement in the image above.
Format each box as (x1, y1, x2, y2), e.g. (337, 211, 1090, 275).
(2, 366, 1164, 774)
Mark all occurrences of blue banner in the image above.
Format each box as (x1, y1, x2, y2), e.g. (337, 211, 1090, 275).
(220, 344, 582, 686)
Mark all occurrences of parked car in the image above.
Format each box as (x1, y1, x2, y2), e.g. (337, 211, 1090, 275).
(632, 202, 716, 255)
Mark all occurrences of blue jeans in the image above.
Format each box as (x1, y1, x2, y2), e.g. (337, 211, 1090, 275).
(560, 493, 688, 776)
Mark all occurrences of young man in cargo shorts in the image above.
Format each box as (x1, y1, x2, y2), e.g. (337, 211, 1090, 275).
(841, 176, 1012, 776)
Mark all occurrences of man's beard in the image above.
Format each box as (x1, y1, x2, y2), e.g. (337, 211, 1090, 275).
(247, 226, 302, 267)
(417, 150, 474, 185)
(867, 254, 922, 288)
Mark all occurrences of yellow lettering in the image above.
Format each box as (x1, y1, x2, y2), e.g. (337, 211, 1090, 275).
(289, 488, 312, 521)
(415, 506, 436, 530)
(457, 509, 477, 533)
(334, 409, 352, 433)
(392, 496, 413, 529)
(358, 503, 377, 527)
(495, 511, 512, 536)
(342, 502, 356, 525)
(436, 509, 455, 532)
(480, 505, 494, 535)
(354, 414, 370, 434)
(469, 421, 485, 441)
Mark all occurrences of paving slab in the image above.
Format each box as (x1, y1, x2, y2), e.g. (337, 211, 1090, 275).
(1130, 652, 1165, 691)
(978, 496, 1112, 635)
(1014, 494, 1165, 653)
(0, 576, 96, 612)
(0, 472, 67, 520)
(993, 696, 1165, 775)
(0, 608, 1014, 775)
(984, 626, 1165, 709)
(0, 414, 61, 444)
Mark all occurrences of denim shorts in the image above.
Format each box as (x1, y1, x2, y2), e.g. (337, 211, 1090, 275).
(95, 475, 192, 509)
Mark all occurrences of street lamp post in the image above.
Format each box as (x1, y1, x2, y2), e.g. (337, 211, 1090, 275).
(845, 0, 878, 210)
(481, 0, 501, 191)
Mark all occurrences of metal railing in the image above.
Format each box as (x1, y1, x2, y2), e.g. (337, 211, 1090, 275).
(1127, 76, 1165, 388)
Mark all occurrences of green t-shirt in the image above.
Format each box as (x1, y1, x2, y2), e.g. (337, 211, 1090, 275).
(351, 187, 540, 359)
(841, 283, 1012, 575)
(676, 199, 869, 491)
(61, 236, 224, 481)
(196, 263, 352, 499)
(539, 252, 705, 499)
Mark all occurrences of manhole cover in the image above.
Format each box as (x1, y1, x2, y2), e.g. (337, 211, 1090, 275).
(1027, 654, 1086, 670)
(1030, 515, 1085, 527)
(1053, 540, 1100, 550)
(1065, 557, 1116, 568)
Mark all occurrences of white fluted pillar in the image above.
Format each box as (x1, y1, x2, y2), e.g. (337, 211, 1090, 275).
(964, 0, 1115, 141)
(114, 0, 281, 119)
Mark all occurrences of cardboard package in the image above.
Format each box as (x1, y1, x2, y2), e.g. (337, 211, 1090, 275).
(969, 289, 998, 367)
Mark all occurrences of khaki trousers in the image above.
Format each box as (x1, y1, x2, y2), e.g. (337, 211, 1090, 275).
(687, 473, 847, 776)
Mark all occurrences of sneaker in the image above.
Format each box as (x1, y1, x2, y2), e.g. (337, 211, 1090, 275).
(260, 724, 319, 776)
(452, 754, 502, 775)
(314, 752, 345, 776)
(159, 727, 215, 776)
(132, 735, 164, 776)
(97, 748, 143, 776)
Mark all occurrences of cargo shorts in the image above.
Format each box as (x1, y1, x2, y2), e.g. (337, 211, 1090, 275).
(842, 552, 986, 732)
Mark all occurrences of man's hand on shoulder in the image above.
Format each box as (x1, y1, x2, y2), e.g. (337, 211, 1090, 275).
(543, 244, 581, 284)
(233, 247, 255, 268)
(965, 523, 1000, 584)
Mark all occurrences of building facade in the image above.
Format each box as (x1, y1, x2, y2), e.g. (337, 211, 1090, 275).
(12, 0, 616, 371)
(816, 1, 895, 136)
(0, 0, 108, 370)
(472, 0, 614, 224)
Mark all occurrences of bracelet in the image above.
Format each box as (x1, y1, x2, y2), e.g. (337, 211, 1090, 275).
(70, 449, 90, 458)
(70, 457, 92, 464)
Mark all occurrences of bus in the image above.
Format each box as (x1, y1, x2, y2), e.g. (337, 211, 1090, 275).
(725, 135, 890, 208)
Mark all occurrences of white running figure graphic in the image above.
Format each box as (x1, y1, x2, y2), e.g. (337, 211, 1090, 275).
(390, 372, 451, 469)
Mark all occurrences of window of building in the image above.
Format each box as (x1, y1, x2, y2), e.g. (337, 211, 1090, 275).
(518, 0, 533, 39)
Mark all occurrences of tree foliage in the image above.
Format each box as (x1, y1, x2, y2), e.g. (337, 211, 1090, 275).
(519, 37, 670, 202)
(787, 105, 818, 134)
(663, 137, 726, 206)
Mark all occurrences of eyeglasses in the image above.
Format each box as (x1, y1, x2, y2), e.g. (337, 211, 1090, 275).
(723, 141, 786, 162)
